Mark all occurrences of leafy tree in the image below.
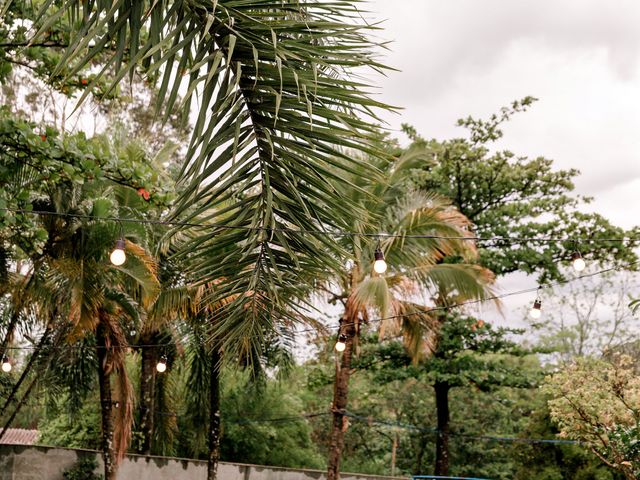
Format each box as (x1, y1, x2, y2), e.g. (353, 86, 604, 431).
(359, 314, 536, 476)
(404, 97, 639, 282)
(219, 371, 324, 469)
(39, 395, 102, 450)
(544, 355, 640, 480)
(425, 315, 534, 475)
(534, 271, 639, 362)
(512, 401, 623, 480)
(0, 112, 174, 478)
(320, 144, 494, 479)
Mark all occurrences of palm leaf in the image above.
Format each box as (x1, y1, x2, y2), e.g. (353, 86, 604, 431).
(27, 0, 394, 366)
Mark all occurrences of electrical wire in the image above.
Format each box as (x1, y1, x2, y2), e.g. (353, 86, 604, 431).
(10, 398, 580, 445)
(344, 412, 580, 445)
(2, 207, 639, 245)
(2, 258, 637, 352)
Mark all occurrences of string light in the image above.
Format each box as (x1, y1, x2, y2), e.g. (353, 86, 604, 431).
(529, 288, 543, 319)
(571, 251, 586, 272)
(5, 207, 637, 246)
(156, 355, 167, 373)
(110, 238, 126, 266)
(335, 333, 347, 352)
(1, 260, 637, 354)
(373, 245, 387, 274)
(1, 356, 12, 373)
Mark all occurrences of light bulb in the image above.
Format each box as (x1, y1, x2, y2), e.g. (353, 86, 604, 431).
(1, 357, 11, 373)
(335, 334, 347, 352)
(373, 247, 387, 274)
(529, 299, 542, 319)
(110, 238, 126, 266)
(156, 358, 167, 373)
(571, 252, 586, 272)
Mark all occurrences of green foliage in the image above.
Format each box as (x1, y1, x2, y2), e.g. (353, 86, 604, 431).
(404, 97, 639, 282)
(512, 405, 620, 480)
(62, 457, 103, 480)
(0, 108, 174, 261)
(219, 372, 324, 470)
(39, 398, 102, 450)
(428, 315, 536, 390)
(544, 356, 640, 479)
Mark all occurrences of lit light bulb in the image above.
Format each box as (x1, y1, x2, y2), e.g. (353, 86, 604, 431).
(373, 247, 387, 274)
(335, 334, 347, 352)
(571, 252, 586, 272)
(529, 299, 542, 319)
(1, 356, 11, 373)
(156, 357, 167, 373)
(110, 238, 126, 266)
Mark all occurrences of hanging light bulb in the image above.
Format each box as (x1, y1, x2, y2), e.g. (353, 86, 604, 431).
(373, 246, 387, 274)
(1, 356, 11, 373)
(110, 238, 126, 266)
(529, 298, 542, 319)
(335, 334, 347, 352)
(571, 251, 586, 272)
(156, 356, 167, 373)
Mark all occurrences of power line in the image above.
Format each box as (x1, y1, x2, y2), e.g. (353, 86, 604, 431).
(11, 398, 580, 446)
(3, 207, 639, 245)
(2, 259, 637, 352)
(344, 412, 580, 446)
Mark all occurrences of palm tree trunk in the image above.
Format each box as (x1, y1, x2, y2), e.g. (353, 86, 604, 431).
(0, 310, 20, 360)
(138, 334, 156, 455)
(96, 321, 117, 480)
(327, 308, 358, 480)
(0, 323, 61, 443)
(0, 372, 39, 442)
(207, 345, 222, 480)
(434, 380, 450, 476)
(0, 324, 52, 418)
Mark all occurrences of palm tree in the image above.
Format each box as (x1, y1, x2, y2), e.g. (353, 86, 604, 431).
(323, 145, 496, 480)
(25, 0, 393, 373)
(41, 184, 159, 480)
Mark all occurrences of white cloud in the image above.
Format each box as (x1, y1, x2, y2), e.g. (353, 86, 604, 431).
(358, 0, 640, 330)
(366, 0, 640, 219)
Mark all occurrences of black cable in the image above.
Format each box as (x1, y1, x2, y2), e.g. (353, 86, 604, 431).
(3, 207, 639, 245)
(3, 258, 637, 352)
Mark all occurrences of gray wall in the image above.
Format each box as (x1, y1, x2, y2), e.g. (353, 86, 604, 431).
(0, 444, 407, 480)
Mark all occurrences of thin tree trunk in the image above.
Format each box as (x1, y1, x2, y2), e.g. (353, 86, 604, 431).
(434, 380, 450, 476)
(0, 323, 62, 443)
(390, 432, 398, 476)
(0, 371, 39, 442)
(414, 433, 428, 475)
(207, 345, 222, 480)
(0, 310, 20, 360)
(97, 322, 117, 480)
(138, 334, 156, 455)
(0, 324, 52, 418)
(0, 263, 39, 360)
(327, 306, 358, 480)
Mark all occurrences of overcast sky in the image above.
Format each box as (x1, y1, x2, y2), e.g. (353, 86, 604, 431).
(364, 0, 640, 326)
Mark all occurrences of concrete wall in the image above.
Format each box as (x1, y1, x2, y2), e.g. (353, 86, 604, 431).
(0, 444, 407, 480)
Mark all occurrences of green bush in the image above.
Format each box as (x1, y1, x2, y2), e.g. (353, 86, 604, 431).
(62, 457, 102, 480)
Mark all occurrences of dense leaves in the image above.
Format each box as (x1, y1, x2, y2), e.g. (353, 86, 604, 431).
(404, 98, 639, 282)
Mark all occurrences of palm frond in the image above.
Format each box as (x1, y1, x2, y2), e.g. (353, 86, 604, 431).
(419, 263, 497, 307)
(352, 276, 392, 322)
(31, 0, 394, 367)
